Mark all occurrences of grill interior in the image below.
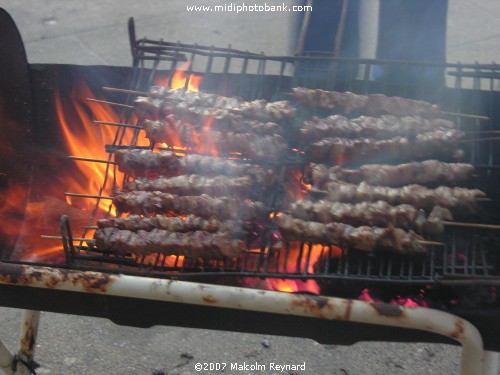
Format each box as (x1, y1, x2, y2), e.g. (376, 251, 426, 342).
(52, 18, 500, 287)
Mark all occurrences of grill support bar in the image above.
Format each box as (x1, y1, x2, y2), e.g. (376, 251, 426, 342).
(0, 262, 490, 374)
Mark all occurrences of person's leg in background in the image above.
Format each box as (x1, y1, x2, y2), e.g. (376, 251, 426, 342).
(375, 0, 448, 84)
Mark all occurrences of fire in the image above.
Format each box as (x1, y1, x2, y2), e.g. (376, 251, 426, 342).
(9, 78, 149, 262)
(140, 253, 185, 269)
(268, 243, 324, 294)
(55, 79, 147, 215)
(359, 288, 428, 307)
(151, 63, 220, 156)
(155, 62, 202, 92)
(284, 170, 311, 201)
(244, 243, 332, 294)
(266, 278, 320, 294)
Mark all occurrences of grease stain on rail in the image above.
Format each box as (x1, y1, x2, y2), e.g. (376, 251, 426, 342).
(289, 294, 337, 319)
(0, 263, 114, 293)
(450, 319, 465, 339)
(371, 302, 404, 317)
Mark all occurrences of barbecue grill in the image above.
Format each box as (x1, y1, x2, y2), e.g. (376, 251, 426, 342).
(1, 8, 500, 374)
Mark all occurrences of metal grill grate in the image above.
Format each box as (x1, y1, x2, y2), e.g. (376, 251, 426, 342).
(61, 18, 500, 286)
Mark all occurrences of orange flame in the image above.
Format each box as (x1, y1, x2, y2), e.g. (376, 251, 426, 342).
(268, 243, 325, 294)
(13, 78, 149, 262)
(243, 243, 332, 294)
(284, 170, 311, 201)
(55, 79, 147, 215)
(155, 62, 202, 92)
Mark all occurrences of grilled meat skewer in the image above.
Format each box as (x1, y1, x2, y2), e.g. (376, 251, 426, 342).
(307, 160, 475, 188)
(322, 181, 486, 212)
(113, 191, 268, 221)
(310, 129, 464, 165)
(148, 86, 242, 105)
(114, 150, 278, 185)
(292, 87, 441, 118)
(142, 118, 287, 160)
(92, 227, 246, 258)
(135, 88, 295, 123)
(290, 200, 453, 235)
(275, 214, 425, 254)
(127, 175, 254, 198)
(97, 214, 243, 234)
(114, 149, 180, 177)
(301, 114, 455, 142)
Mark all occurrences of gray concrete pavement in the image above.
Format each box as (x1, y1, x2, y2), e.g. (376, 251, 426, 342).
(0, 0, 298, 66)
(0, 1, 499, 374)
(0, 307, 463, 375)
(1, 0, 499, 66)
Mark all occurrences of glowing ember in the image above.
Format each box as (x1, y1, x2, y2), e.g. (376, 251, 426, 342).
(359, 288, 376, 302)
(266, 278, 320, 294)
(359, 288, 428, 307)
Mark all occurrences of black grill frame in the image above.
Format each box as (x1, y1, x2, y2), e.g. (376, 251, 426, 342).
(61, 18, 500, 286)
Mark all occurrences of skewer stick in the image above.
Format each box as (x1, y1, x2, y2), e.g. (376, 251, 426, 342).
(41, 235, 90, 242)
(102, 87, 147, 96)
(443, 221, 500, 231)
(68, 156, 116, 165)
(86, 98, 133, 109)
(93, 120, 140, 129)
(465, 130, 500, 135)
(65, 193, 113, 200)
(418, 240, 445, 246)
(307, 189, 490, 203)
(441, 111, 489, 121)
(85, 225, 99, 229)
(461, 137, 500, 143)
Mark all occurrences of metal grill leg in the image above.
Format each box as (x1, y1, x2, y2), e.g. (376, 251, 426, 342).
(482, 351, 499, 375)
(13, 310, 40, 375)
(0, 340, 14, 375)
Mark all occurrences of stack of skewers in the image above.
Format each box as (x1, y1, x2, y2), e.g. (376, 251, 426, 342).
(133, 87, 295, 160)
(88, 86, 492, 260)
(275, 88, 488, 254)
(91, 88, 295, 260)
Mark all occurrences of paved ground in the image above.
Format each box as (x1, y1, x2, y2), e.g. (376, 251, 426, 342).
(0, 1, 499, 374)
(0, 307, 464, 375)
(2, 0, 499, 66)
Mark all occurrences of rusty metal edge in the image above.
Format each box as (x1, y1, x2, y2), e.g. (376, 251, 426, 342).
(0, 262, 485, 374)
